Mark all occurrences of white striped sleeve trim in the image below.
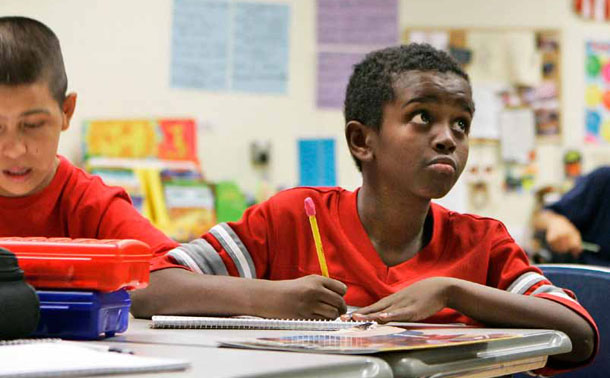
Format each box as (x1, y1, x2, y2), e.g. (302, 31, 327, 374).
(531, 284, 578, 303)
(506, 272, 547, 294)
(209, 223, 256, 279)
(167, 247, 204, 274)
(168, 239, 229, 276)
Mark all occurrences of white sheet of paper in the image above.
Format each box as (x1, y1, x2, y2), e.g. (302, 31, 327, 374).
(470, 84, 505, 140)
(499, 108, 536, 164)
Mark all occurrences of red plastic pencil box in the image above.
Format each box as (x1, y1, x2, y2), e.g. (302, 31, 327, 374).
(0, 237, 151, 292)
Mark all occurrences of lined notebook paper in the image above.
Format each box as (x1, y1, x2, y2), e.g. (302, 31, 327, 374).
(151, 315, 376, 331)
(0, 340, 189, 377)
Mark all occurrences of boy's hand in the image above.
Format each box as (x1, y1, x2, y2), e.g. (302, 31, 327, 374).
(266, 275, 347, 320)
(350, 277, 452, 323)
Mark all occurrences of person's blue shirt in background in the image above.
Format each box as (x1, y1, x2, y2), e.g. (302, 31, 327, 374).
(547, 166, 610, 266)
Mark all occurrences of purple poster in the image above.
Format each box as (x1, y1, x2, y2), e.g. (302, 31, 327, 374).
(316, 52, 365, 109)
(317, 0, 398, 46)
(316, 0, 398, 109)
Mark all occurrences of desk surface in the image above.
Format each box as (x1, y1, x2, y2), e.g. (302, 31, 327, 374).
(95, 319, 571, 378)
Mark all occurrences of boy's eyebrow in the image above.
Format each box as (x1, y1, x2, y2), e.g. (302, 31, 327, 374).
(20, 109, 51, 117)
(402, 95, 440, 108)
(458, 100, 475, 115)
(403, 96, 474, 115)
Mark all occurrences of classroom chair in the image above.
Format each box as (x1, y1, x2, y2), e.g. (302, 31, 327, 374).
(520, 264, 610, 378)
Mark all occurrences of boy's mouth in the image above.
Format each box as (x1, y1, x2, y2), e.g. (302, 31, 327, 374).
(3, 168, 32, 180)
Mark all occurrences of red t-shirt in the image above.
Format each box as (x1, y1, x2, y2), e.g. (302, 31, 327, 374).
(169, 186, 599, 375)
(0, 156, 181, 271)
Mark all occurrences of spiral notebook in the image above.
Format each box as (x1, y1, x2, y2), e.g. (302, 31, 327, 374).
(151, 315, 376, 331)
(0, 339, 189, 377)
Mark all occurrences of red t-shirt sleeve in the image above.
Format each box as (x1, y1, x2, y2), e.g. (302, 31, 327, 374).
(164, 198, 274, 278)
(487, 223, 599, 375)
(202, 201, 272, 278)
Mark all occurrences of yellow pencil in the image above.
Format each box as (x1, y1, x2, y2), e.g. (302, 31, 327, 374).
(304, 197, 329, 278)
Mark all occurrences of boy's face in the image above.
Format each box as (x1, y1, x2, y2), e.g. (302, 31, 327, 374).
(0, 82, 76, 197)
(372, 70, 473, 199)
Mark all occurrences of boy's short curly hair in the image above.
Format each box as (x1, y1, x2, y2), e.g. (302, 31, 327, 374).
(0, 16, 67, 105)
(344, 43, 470, 170)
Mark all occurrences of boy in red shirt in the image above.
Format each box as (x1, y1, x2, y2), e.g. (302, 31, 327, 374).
(134, 44, 596, 372)
(0, 17, 181, 272)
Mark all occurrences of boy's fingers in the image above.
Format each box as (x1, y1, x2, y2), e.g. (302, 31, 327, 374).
(321, 277, 348, 295)
(319, 288, 347, 315)
(313, 302, 344, 319)
(351, 308, 389, 321)
(376, 308, 415, 323)
(354, 299, 391, 315)
(350, 312, 378, 321)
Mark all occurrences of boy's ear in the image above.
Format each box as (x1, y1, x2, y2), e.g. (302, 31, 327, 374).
(345, 120, 376, 164)
(61, 92, 77, 131)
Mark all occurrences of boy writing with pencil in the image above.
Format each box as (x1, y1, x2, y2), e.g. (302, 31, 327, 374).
(133, 44, 597, 373)
(0, 17, 184, 274)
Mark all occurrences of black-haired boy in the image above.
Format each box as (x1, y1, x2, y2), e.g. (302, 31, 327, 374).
(135, 44, 597, 374)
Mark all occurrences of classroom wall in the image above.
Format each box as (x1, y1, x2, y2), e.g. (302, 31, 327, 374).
(1, 0, 609, 245)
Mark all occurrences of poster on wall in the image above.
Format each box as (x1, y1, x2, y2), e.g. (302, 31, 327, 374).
(585, 41, 610, 144)
(298, 138, 336, 187)
(83, 118, 198, 161)
(316, 0, 398, 109)
(171, 0, 290, 94)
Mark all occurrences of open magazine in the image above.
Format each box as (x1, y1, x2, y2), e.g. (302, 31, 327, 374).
(218, 325, 519, 355)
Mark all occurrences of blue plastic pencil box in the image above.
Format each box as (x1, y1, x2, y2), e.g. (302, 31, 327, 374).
(32, 289, 130, 340)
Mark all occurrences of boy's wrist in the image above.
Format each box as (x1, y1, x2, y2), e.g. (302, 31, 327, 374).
(444, 277, 467, 310)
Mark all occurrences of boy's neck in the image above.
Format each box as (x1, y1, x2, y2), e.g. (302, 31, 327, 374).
(357, 183, 431, 267)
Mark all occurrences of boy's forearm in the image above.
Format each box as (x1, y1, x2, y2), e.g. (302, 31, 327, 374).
(129, 269, 347, 321)
(446, 279, 594, 364)
(130, 268, 266, 318)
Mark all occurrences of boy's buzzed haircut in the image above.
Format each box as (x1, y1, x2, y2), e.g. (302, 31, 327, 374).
(344, 43, 469, 170)
(0, 16, 67, 105)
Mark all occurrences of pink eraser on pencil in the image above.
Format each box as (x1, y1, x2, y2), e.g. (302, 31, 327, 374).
(304, 197, 316, 216)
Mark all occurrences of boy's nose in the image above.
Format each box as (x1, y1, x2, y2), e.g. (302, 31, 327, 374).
(432, 125, 457, 154)
(2, 136, 27, 159)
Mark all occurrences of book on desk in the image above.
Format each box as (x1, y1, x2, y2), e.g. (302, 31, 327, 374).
(216, 324, 519, 354)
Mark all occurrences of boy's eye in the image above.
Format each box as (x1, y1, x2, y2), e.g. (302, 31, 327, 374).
(410, 111, 431, 125)
(454, 119, 470, 133)
(22, 121, 45, 129)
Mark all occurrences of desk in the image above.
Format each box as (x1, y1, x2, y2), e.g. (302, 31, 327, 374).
(96, 319, 571, 378)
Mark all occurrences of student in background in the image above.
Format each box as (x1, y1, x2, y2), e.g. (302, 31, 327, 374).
(132, 44, 597, 374)
(534, 166, 610, 266)
(0, 17, 184, 277)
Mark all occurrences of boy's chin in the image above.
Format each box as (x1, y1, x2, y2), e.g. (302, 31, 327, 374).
(421, 185, 454, 200)
(0, 182, 40, 197)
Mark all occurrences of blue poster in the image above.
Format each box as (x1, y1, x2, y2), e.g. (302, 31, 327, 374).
(233, 2, 290, 94)
(298, 139, 336, 187)
(171, 0, 230, 90)
(171, 0, 290, 94)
